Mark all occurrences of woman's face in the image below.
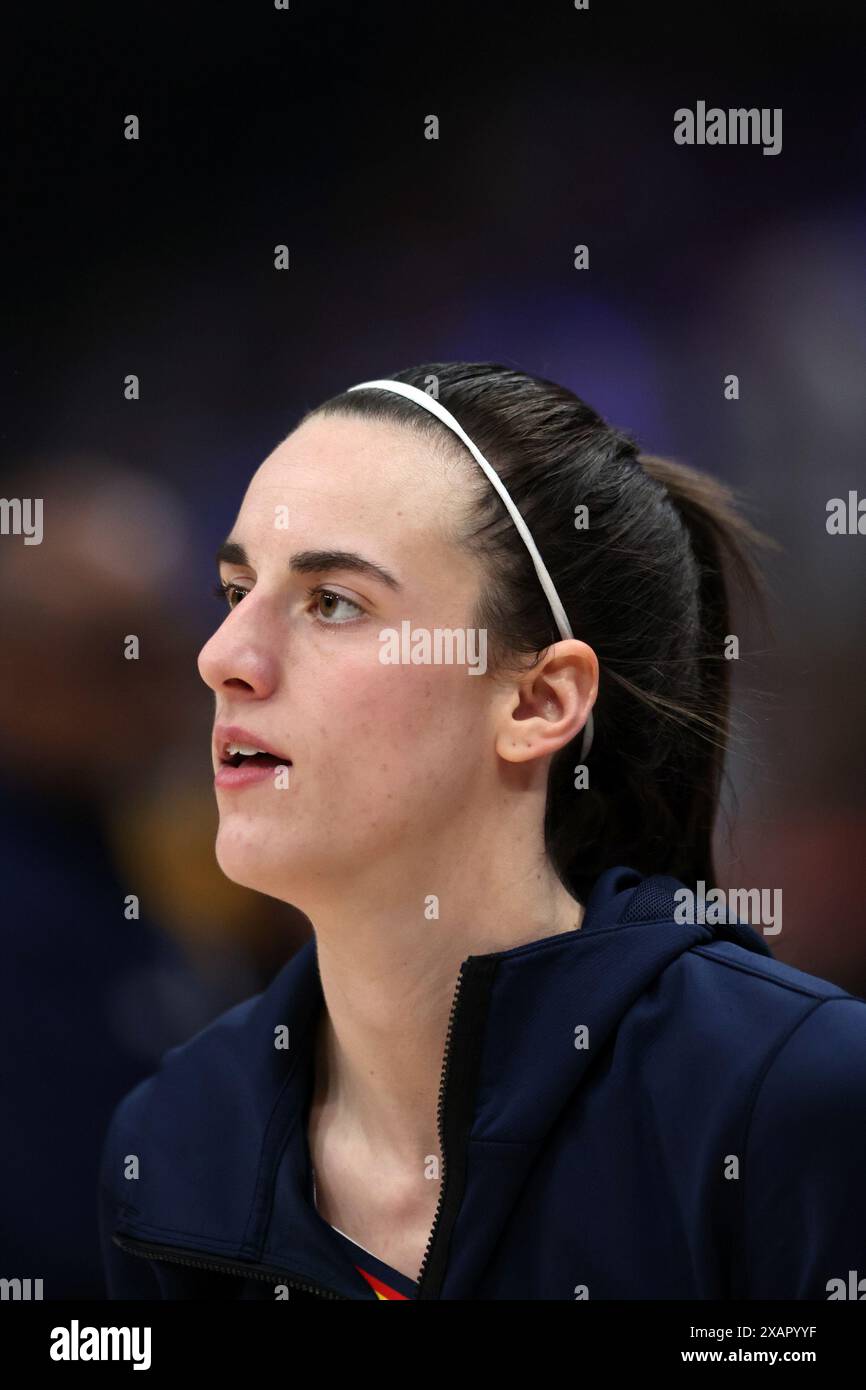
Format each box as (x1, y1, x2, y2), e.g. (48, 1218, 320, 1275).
(197, 410, 498, 904)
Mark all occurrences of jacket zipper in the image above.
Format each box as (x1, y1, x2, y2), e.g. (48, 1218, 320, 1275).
(413, 960, 468, 1294)
(112, 1232, 348, 1299)
(414, 954, 498, 1299)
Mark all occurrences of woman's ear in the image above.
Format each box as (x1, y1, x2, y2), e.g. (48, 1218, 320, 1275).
(494, 640, 598, 764)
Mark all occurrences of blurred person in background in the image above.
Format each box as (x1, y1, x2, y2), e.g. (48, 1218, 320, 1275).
(0, 458, 309, 1297)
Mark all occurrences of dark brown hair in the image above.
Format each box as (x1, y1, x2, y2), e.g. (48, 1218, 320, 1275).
(305, 362, 776, 902)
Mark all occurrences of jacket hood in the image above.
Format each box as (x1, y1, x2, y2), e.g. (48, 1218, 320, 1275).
(101, 866, 773, 1299)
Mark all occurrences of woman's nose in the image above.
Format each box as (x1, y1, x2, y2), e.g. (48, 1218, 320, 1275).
(197, 608, 278, 698)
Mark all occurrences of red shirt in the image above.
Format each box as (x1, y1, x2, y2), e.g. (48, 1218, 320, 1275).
(327, 1224, 418, 1300)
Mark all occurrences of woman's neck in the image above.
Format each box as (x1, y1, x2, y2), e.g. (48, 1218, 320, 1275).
(306, 860, 584, 1173)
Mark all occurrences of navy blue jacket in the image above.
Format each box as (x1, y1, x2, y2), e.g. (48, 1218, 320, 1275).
(98, 866, 866, 1300)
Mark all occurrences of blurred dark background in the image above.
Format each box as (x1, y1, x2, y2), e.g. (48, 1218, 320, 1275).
(1, 0, 864, 1296)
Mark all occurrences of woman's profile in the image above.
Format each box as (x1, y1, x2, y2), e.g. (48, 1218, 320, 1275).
(98, 362, 866, 1301)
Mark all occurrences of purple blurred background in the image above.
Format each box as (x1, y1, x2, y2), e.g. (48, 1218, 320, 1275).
(1, 0, 864, 1295)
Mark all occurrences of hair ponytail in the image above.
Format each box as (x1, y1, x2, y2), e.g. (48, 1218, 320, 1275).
(627, 453, 778, 891)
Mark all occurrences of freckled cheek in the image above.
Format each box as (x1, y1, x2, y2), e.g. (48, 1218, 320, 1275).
(307, 662, 476, 771)
(370, 662, 483, 757)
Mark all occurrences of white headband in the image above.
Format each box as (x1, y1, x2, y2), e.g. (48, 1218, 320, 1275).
(347, 377, 595, 761)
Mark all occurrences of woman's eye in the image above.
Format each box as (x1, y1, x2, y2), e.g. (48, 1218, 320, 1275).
(211, 579, 364, 625)
(212, 579, 249, 609)
(309, 587, 364, 625)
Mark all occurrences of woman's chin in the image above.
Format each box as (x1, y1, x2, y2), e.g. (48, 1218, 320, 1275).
(214, 827, 300, 897)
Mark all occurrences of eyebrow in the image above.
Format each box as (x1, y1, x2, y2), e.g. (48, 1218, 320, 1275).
(215, 539, 402, 591)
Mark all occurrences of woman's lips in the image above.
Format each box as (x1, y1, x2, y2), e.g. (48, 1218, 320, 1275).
(215, 755, 291, 790)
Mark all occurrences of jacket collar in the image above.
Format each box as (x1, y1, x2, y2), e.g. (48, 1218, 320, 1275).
(111, 866, 771, 1298)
